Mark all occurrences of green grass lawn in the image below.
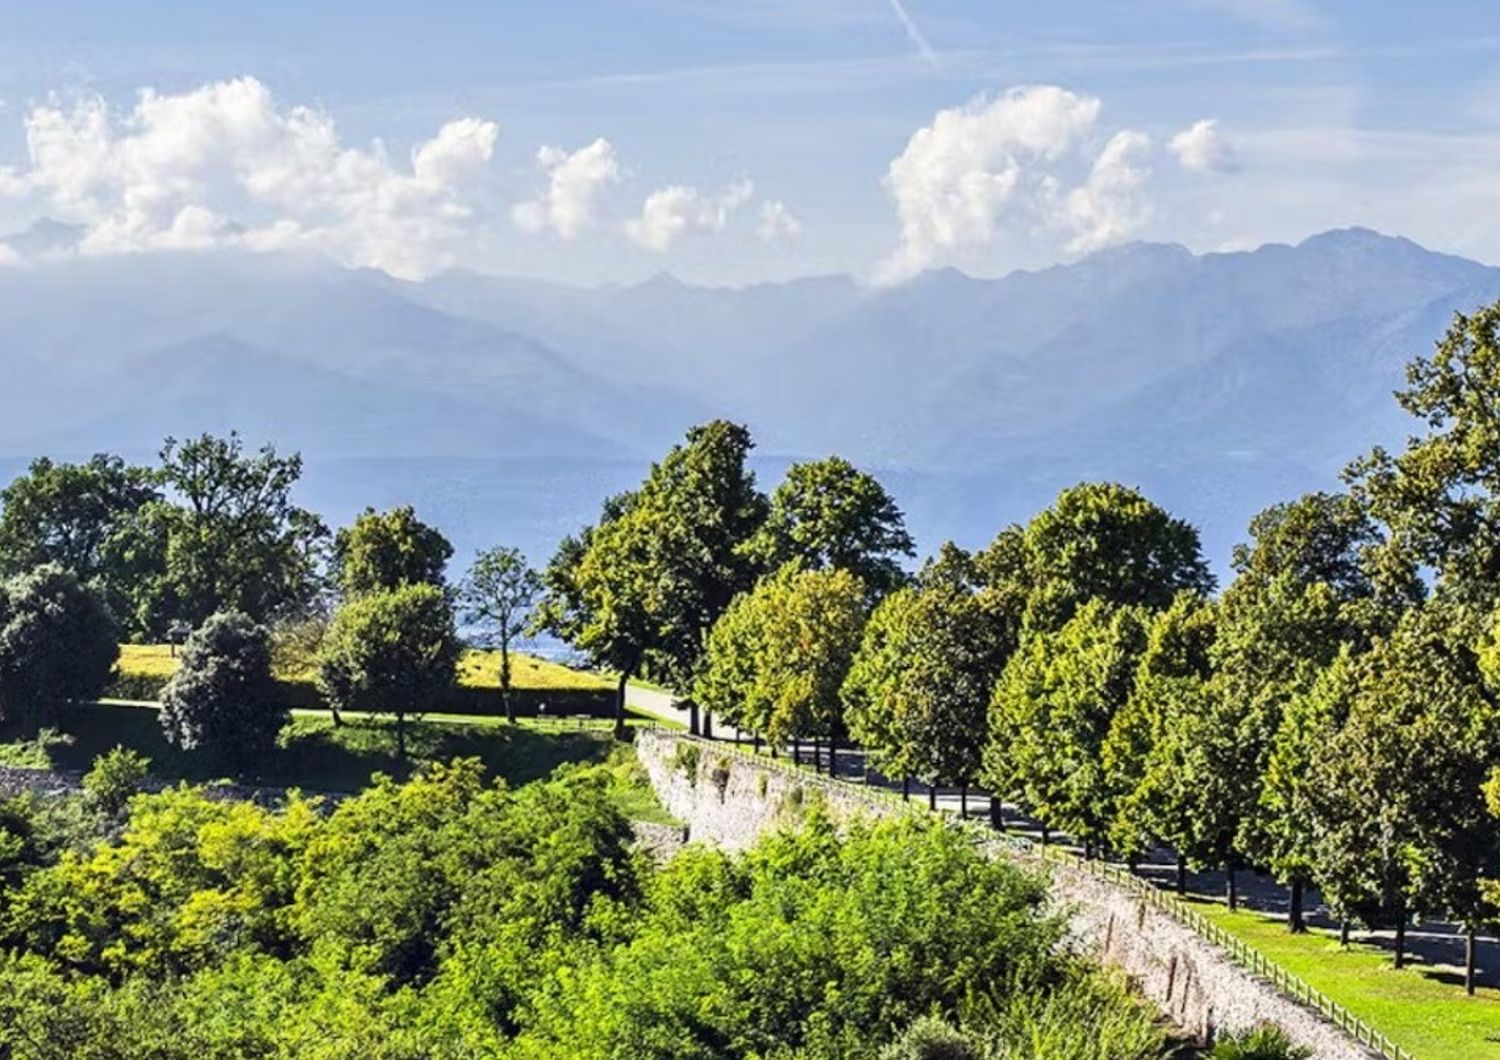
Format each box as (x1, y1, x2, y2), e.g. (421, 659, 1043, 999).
(118, 643, 610, 692)
(1192, 899, 1500, 1059)
(0, 700, 671, 821)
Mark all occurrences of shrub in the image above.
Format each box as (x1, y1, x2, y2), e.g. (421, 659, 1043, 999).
(82, 746, 151, 817)
(673, 742, 701, 784)
(0, 564, 119, 726)
(879, 1017, 980, 1060)
(160, 611, 284, 766)
(1209, 1024, 1313, 1060)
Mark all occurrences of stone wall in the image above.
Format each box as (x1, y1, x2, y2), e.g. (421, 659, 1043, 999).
(635, 730, 1381, 1060)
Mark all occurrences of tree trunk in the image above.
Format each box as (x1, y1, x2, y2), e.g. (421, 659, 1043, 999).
(1467, 923, 1478, 996)
(902, 776, 910, 801)
(1176, 854, 1187, 896)
(1394, 908, 1407, 970)
(689, 701, 700, 736)
(828, 734, 837, 777)
(753, 733, 762, 754)
(928, 784, 937, 811)
(960, 784, 969, 819)
(331, 705, 344, 728)
(1289, 879, 1306, 934)
(1041, 824, 1050, 848)
(501, 646, 515, 725)
(1339, 919, 1350, 948)
(793, 738, 801, 765)
(703, 711, 713, 740)
(614, 671, 629, 738)
(1226, 861, 1238, 912)
(396, 710, 407, 760)
(989, 794, 1003, 830)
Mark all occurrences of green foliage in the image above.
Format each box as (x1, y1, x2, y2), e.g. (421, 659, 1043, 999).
(0, 564, 119, 726)
(695, 562, 867, 742)
(844, 545, 1016, 786)
(1208, 1024, 1312, 1060)
(160, 611, 286, 765)
(988, 599, 1149, 851)
(81, 746, 151, 818)
(317, 583, 460, 756)
(744, 456, 915, 599)
(878, 1016, 979, 1060)
(537, 421, 767, 701)
(459, 545, 540, 722)
(333, 505, 452, 598)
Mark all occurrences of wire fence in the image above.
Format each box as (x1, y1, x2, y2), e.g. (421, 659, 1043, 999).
(645, 728, 1416, 1060)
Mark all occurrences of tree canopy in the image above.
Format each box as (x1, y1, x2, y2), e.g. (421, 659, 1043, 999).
(333, 506, 452, 598)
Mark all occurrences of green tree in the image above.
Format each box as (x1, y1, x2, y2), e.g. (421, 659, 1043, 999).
(1019, 482, 1213, 632)
(695, 563, 866, 751)
(459, 546, 541, 723)
(742, 456, 915, 598)
(986, 599, 1150, 855)
(0, 565, 119, 727)
(316, 583, 460, 757)
(844, 544, 1017, 803)
(159, 611, 285, 767)
(1345, 300, 1500, 605)
(537, 421, 766, 733)
(1309, 604, 1500, 972)
(0, 454, 161, 623)
(332, 506, 453, 598)
(148, 433, 329, 629)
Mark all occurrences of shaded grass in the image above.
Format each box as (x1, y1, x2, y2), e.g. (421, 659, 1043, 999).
(1192, 899, 1500, 1059)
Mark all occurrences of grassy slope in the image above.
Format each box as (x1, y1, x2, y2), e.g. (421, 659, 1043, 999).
(0, 701, 673, 825)
(1192, 899, 1500, 1059)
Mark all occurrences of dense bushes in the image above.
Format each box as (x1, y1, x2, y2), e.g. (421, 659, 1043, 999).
(160, 611, 285, 765)
(0, 757, 1167, 1060)
(0, 565, 118, 726)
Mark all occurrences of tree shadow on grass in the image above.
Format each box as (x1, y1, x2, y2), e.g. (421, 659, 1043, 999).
(2, 703, 614, 794)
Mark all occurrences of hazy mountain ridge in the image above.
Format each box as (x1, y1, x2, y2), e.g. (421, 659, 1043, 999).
(1, 226, 1495, 573)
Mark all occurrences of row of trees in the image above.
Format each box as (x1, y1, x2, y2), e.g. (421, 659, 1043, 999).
(534, 301, 1500, 995)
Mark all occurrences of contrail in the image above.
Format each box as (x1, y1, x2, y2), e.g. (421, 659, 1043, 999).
(885, 0, 942, 69)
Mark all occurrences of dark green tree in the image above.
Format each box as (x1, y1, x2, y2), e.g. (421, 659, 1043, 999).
(742, 456, 915, 598)
(332, 506, 452, 598)
(0, 564, 119, 727)
(316, 583, 460, 757)
(460, 546, 541, 723)
(159, 611, 285, 766)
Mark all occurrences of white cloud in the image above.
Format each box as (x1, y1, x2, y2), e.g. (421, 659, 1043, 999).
(511, 137, 620, 239)
(1064, 130, 1152, 254)
(1169, 118, 1236, 174)
(0, 77, 499, 279)
(626, 179, 754, 251)
(757, 200, 802, 242)
(877, 84, 1153, 283)
(0, 243, 21, 267)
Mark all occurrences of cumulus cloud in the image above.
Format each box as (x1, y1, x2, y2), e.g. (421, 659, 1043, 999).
(1064, 130, 1152, 254)
(877, 84, 1155, 283)
(1169, 118, 1236, 174)
(757, 200, 802, 243)
(0, 77, 499, 278)
(512, 137, 620, 239)
(626, 179, 754, 251)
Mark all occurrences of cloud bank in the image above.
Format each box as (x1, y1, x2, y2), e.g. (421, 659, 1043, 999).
(878, 85, 1160, 283)
(0, 77, 498, 279)
(626, 179, 755, 251)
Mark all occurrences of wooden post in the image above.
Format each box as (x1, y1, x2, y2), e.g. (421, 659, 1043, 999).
(928, 784, 937, 811)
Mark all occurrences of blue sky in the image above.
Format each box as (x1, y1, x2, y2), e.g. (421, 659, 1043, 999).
(0, 1, 1498, 284)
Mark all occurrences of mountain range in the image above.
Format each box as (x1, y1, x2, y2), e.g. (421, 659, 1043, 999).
(1, 224, 1495, 580)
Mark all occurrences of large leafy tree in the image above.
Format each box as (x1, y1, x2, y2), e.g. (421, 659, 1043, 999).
(460, 546, 541, 723)
(843, 544, 1018, 798)
(1019, 482, 1213, 632)
(695, 563, 866, 749)
(1308, 604, 1500, 971)
(1345, 300, 1500, 604)
(145, 434, 330, 629)
(986, 599, 1150, 854)
(0, 455, 161, 618)
(159, 611, 285, 767)
(536, 421, 767, 733)
(742, 456, 914, 599)
(0, 564, 119, 727)
(316, 583, 460, 757)
(332, 506, 452, 598)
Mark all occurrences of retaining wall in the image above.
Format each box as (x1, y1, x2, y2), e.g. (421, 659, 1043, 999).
(635, 729, 1381, 1060)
